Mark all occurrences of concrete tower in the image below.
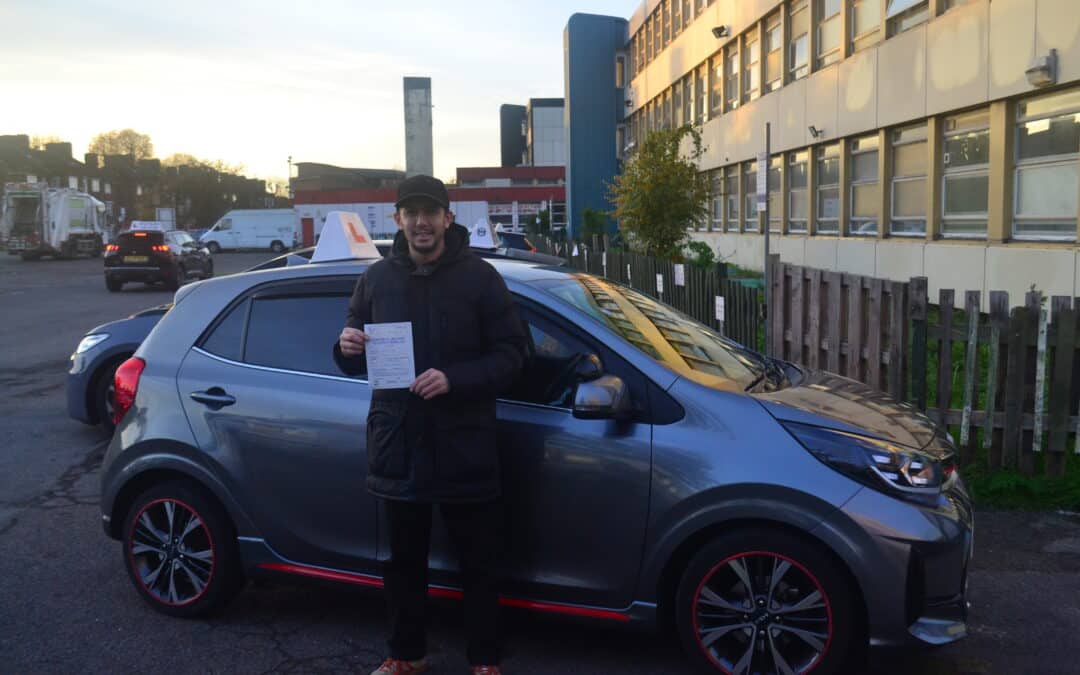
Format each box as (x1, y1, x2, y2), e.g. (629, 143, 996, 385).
(403, 77, 433, 177)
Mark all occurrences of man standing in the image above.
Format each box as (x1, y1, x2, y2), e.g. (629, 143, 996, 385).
(335, 175, 527, 675)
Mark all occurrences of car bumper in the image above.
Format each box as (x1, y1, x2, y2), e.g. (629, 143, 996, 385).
(66, 352, 95, 423)
(813, 476, 974, 648)
(104, 265, 175, 283)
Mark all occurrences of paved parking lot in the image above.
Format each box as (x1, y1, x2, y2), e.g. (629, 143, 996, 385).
(1, 251, 1079, 674)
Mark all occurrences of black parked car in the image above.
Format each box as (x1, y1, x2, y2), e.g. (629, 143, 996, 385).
(104, 229, 213, 292)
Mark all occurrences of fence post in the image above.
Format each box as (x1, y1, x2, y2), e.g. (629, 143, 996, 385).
(985, 291, 1009, 467)
(1047, 298, 1074, 476)
(937, 289, 956, 421)
(959, 291, 981, 464)
(909, 277, 929, 410)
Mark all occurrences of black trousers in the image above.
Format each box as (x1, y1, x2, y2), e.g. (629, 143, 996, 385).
(383, 498, 503, 666)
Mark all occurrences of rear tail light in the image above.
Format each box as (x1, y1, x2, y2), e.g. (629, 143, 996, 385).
(113, 357, 146, 425)
(151, 245, 169, 253)
(105, 244, 119, 253)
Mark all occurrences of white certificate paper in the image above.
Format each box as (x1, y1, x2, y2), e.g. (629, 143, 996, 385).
(364, 322, 416, 390)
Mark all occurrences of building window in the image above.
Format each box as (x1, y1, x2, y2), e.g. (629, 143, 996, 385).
(104, 182, 112, 195)
(662, 91, 672, 129)
(673, 82, 683, 127)
(742, 29, 760, 103)
(942, 0, 977, 11)
(68, 176, 78, 189)
(764, 13, 783, 93)
(653, 12, 662, 58)
(886, 0, 929, 36)
(645, 19, 653, 63)
(616, 54, 626, 88)
(672, 0, 682, 39)
(617, 125, 627, 159)
(789, 0, 810, 81)
(662, 0, 671, 47)
(769, 155, 784, 232)
(682, 0, 692, 29)
(816, 144, 841, 234)
(695, 64, 706, 123)
(1014, 88, 1080, 240)
(942, 109, 990, 237)
(710, 53, 724, 117)
(890, 123, 928, 236)
(725, 165, 740, 231)
(682, 76, 692, 127)
(628, 37, 636, 80)
(849, 134, 879, 235)
(744, 161, 760, 232)
(711, 170, 723, 231)
(789, 151, 811, 232)
(725, 43, 739, 112)
(851, 0, 882, 52)
(816, 0, 841, 68)
(91, 178, 100, 192)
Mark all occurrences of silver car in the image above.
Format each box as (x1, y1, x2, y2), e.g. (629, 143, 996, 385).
(100, 257, 972, 675)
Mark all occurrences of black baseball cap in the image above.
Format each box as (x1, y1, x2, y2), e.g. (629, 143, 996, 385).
(395, 174, 450, 210)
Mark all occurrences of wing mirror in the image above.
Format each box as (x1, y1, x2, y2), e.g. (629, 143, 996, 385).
(572, 374, 632, 420)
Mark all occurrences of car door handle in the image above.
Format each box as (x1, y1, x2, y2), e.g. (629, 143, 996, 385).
(190, 387, 236, 409)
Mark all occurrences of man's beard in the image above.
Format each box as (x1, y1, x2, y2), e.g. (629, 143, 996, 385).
(409, 231, 441, 254)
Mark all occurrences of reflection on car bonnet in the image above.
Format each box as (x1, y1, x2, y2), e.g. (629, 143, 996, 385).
(309, 211, 381, 263)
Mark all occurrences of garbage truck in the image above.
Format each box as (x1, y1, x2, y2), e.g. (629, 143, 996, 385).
(2, 183, 106, 260)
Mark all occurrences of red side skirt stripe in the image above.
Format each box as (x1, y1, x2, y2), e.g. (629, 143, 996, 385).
(257, 562, 630, 622)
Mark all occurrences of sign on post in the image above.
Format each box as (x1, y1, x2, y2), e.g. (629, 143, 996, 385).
(656, 273, 664, 295)
(673, 263, 686, 287)
(715, 295, 726, 322)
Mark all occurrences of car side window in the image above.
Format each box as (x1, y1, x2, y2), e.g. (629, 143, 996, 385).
(201, 298, 249, 362)
(218, 218, 232, 231)
(504, 302, 651, 422)
(504, 308, 594, 408)
(243, 294, 351, 376)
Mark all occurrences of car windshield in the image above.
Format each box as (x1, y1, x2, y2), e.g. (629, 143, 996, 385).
(536, 276, 767, 391)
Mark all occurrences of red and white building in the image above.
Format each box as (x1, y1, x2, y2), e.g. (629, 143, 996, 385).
(293, 165, 565, 246)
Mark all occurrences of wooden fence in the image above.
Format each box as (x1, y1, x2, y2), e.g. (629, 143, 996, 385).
(533, 236, 1077, 478)
(534, 238, 763, 348)
(768, 257, 1079, 478)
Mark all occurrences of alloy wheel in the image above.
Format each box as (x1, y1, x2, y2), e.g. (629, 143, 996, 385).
(692, 551, 832, 675)
(127, 498, 216, 606)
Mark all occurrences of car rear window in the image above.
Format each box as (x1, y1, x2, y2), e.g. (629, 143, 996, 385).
(244, 295, 350, 375)
(118, 231, 165, 245)
(201, 299, 249, 362)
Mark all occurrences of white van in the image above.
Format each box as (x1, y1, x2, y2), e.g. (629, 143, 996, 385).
(199, 209, 298, 253)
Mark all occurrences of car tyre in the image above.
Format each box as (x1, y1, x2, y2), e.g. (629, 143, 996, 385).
(675, 529, 858, 675)
(165, 266, 182, 291)
(94, 359, 123, 433)
(121, 481, 243, 618)
(270, 240, 285, 253)
(206, 241, 221, 254)
(105, 276, 123, 292)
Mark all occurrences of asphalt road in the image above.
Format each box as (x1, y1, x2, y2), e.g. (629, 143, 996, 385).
(1, 251, 1079, 674)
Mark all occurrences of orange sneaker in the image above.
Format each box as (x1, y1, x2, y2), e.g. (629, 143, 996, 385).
(369, 657, 429, 675)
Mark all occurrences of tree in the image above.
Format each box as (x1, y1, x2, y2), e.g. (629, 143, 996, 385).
(88, 129, 154, 160)
(162, 153, 245, 175)
(607, 124, 710, 260)
(29, 135, 64, 151)
(580, 207, 607, 245)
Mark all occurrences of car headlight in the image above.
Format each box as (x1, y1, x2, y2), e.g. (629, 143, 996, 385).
(782, 421, 951, 499)
(75, 333, 110, 354)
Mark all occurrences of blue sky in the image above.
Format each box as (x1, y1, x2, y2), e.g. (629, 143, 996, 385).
(1, 0, 633, 183)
